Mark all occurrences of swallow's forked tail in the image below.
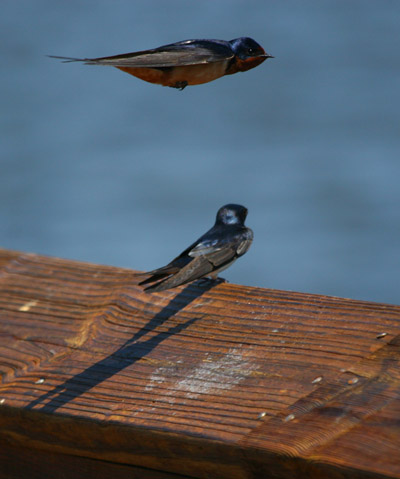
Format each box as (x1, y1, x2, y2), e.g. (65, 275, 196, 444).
(48, 55, 85, 63)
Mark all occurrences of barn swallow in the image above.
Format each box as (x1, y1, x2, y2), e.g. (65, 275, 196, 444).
(139, 204, 253, 292)
(49, 37, 273, 90)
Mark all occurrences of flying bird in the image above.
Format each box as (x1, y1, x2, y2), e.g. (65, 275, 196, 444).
(49, 37, 273, 90)
(139, 204, 253, 292)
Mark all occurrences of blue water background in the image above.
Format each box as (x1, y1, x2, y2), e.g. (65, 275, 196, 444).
(1, 1, 399, 304)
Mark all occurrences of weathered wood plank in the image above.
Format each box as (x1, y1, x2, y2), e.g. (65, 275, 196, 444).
(0, 248, 399, 478)
(0, 441, 193, 479)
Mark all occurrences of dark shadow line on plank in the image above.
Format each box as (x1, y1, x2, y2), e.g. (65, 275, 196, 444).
(26, 280, 217, 414)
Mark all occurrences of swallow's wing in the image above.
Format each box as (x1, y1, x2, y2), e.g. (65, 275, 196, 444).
(235, 231, 253, 256)
(85, 47, 233, 68)
(188, 227, 253, 261)
(144, 228, 253, 292)
(138, 229, 212, 287)
(138, 256, 190, 286)
(50, 40, 234, 68)
(144, 255, 214, 292)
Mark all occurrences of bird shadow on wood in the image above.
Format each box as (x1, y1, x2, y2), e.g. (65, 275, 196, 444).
(25, 281, 217, 414)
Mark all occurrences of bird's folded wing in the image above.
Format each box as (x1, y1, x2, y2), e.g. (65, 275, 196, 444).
(236, 236, 253, 256)
(189, 233, 251, 260)
(144, 256, 214, 292)
(81, 46, 232, 68)
(188, 238, 222, 257)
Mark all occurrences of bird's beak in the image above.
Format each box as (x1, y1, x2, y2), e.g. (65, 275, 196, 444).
(264, 53, 274, 59)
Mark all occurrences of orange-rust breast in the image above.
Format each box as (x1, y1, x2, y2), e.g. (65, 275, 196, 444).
(117, 62, 229, 87)
(226, 56, 267, 75)
(117, 67, 166, 85)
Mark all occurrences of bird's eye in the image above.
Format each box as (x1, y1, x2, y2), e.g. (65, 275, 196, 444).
(247, 48, 254, 54)
(225, 213, 236, 224)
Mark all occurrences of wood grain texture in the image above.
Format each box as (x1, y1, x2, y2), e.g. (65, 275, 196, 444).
(0, 248, 399, 478)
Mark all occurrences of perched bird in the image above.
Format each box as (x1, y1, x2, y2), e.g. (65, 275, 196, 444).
(49, 37, 273, 90)
(139, 204, 253, 292)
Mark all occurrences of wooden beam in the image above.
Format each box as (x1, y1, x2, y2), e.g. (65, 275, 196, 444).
(0, 248, 399, 478)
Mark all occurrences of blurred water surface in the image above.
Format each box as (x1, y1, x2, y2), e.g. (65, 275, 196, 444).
(1, 1, 399, 304)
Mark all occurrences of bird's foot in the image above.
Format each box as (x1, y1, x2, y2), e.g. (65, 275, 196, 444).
(197, 276, 227, 287)
(172, 81, 188, 90)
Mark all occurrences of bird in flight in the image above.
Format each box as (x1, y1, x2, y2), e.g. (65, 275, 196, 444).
(139, 204, 253, 292)
(49, 37, 273, 89)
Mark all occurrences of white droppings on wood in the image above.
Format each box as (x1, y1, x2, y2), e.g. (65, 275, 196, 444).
(176, 349, 256, 399)
(284, 413, 295, 422)
(145, 348, 257, 402)
(19, 300, 38, 312)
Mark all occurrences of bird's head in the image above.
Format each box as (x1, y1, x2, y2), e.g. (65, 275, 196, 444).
(216, 204, 248, 226)
(229, 37, 274, 62)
